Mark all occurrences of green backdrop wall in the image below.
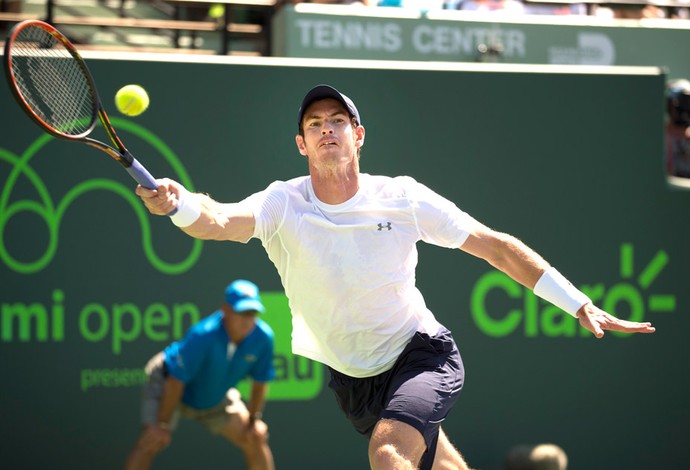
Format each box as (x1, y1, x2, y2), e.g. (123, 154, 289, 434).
(1, 54, 686, 469)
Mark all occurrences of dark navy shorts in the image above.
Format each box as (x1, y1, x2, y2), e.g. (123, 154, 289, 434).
(328, 326, 464, 470)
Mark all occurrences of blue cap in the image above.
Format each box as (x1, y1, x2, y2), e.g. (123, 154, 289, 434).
(225, 280, 265, 314)
(298, 84, 361, 130)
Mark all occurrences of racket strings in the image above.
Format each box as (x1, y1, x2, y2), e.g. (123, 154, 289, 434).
(9, 25, 97, 137)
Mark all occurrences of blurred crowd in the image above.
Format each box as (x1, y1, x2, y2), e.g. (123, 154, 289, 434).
(281, 0, 690, 20)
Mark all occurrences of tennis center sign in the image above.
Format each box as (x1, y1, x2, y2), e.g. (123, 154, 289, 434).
(272, 4, 690, 76)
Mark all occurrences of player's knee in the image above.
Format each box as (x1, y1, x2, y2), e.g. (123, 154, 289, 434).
(247, 425, 270, 449)
(369, 419, 426, 469)
(224, 422, 269, 451)
(369, 444, 413, 470)
(246, 435, 265, 452)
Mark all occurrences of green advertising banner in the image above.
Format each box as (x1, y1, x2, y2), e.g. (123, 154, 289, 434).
(0, 53, 687, 469)
(272, 4, 690, 80)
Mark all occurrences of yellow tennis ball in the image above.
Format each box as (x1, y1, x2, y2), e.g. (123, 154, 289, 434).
(115, 84, 149, 117)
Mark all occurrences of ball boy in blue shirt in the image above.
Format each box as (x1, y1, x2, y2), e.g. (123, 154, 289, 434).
(124, 279, 276, 470)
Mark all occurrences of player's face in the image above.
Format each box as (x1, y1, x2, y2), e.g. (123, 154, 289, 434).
(296, 98, 363, 167)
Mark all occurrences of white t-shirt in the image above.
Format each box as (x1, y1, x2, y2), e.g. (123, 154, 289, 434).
(241, 173, 477, 377)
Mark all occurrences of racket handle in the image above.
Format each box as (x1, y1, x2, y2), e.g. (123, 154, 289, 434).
(126, 157, 158, 189)
(126, 157, 178, 216)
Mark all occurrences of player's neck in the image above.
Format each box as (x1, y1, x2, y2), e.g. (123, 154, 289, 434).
(309, 161, 359, 205)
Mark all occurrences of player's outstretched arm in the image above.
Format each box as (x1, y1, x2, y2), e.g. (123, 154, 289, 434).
(460, 223, 655, 338)
(576, 302, 655, 338)
(135, 178, 255, 242)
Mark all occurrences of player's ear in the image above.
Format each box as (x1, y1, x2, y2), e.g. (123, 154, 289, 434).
(295, 135, 308, 156)
(355, 125, 365, 149)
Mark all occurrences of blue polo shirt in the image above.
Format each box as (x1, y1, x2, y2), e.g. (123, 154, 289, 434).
(163, 311, 275, 409)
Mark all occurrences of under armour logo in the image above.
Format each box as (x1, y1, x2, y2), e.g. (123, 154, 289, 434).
(377, 222, 392, 231)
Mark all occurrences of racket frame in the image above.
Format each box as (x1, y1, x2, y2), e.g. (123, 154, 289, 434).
(3, 20, 159, 189)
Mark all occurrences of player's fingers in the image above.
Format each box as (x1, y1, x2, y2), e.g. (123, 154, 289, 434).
(581, 308, 655, 337)
(135, 184, 157, 197)
(637, 322, 655, 332)
(606, 320, 655, 334)
(139, 190, 175, 216)
(578, 314, 605, 338)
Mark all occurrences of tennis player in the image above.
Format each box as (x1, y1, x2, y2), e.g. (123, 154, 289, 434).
(124, 280, 275, 470)
(135, 85, 655, 470)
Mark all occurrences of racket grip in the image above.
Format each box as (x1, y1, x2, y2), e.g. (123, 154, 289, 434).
(126, 158, 178, 216)
(126, 158, 158, 189)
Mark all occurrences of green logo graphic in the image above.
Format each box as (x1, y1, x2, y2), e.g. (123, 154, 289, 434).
(470, 243, 674, 337)
(0, 288, 322, 401)
(0, 119, 202, 275)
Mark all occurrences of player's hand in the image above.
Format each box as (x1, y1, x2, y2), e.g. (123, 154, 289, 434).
(135, 178, 184, 216)
(576, 303, 655, 338)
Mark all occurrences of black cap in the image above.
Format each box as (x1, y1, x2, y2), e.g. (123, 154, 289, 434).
(298, 84, 361, 130)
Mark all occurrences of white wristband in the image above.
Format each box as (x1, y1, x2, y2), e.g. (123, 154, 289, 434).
(533, 267, 591, 317)
(169, 189, 202, 227)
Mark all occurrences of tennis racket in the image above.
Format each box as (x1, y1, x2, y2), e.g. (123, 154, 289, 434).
(3, 20, 162, 192)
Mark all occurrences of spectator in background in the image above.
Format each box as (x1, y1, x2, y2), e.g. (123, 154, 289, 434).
(0, 0, 21, 13)
(378, 0, 447, 8)
(504, 443, 568, 470)
(459, 0, 526, 15)
(280, 0, 378, 5)
(124, 279, 276, 470)
(666, 79, 690, 179)
(591, 3, 666, 18)
(670, 6, 690, 19)
(312, 0, 376, 4)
